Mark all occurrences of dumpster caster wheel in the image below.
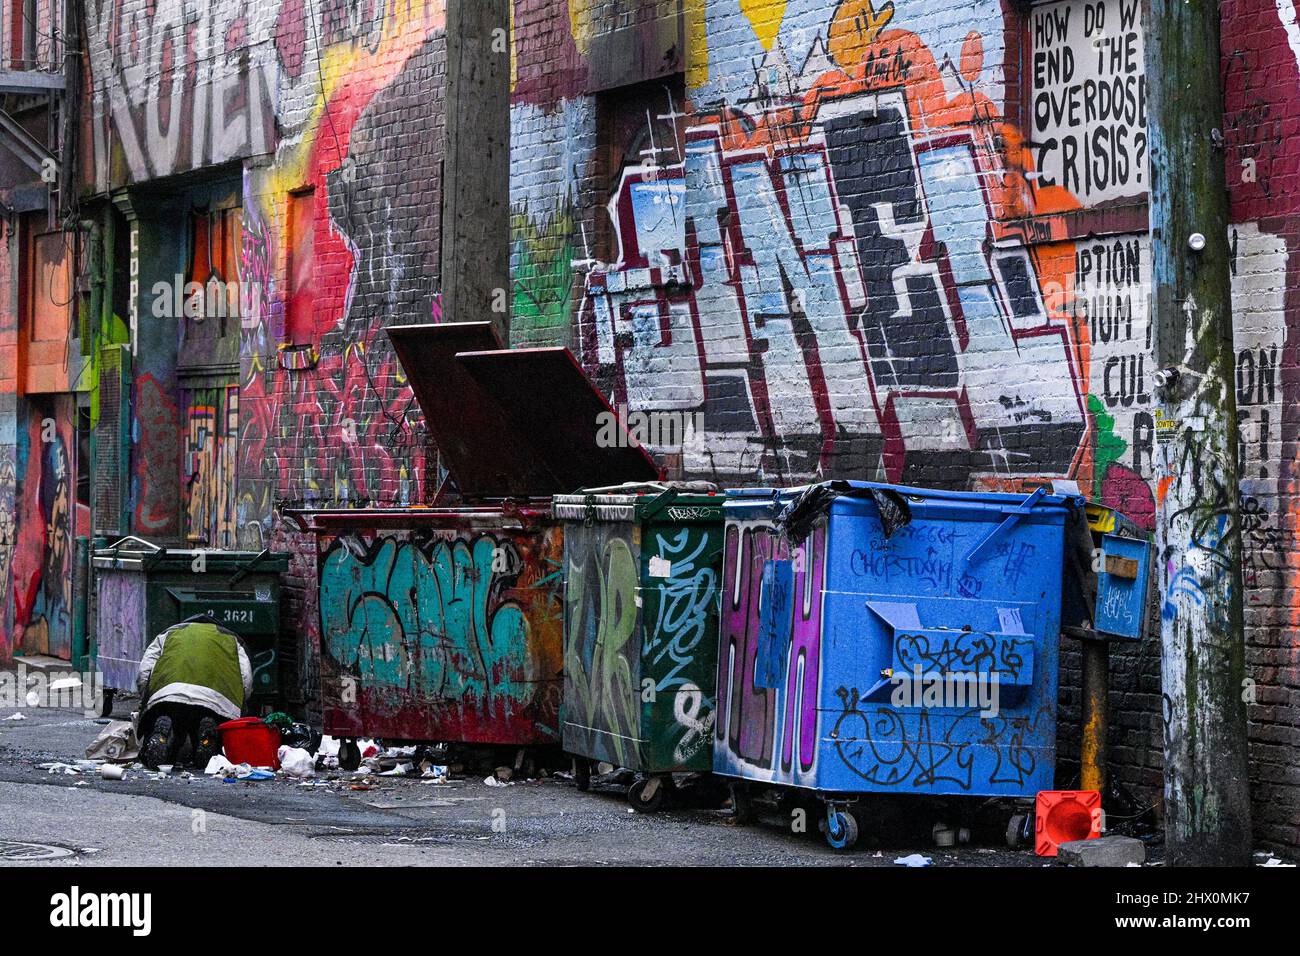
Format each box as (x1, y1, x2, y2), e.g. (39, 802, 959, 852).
(1006, 812, 1031, 849)
(574, 758, 591, 792)
(628, 775, 666, 813)
(339, 739, 361, 772)
(825, 806, 859, 851)
(97, 689, 115, 719)
(730, 783, 755, 825)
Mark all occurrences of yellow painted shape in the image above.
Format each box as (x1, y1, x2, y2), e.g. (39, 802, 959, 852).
(1086, 503, 1117, 533)
(741, 0, 787, 51)
(569, 0, 595, 56)
(685, 0, 708, 88)
(828, 0, 895, 70)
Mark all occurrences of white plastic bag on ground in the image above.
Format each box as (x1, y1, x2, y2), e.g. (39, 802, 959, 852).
(278, 746, 316, 778)
(204, 755, 236, 776)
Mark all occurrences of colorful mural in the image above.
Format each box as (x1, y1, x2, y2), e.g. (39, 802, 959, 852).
(235, 8, 447, 541)
(505, 0, 1297, 844)
(10, 397, 81, 659)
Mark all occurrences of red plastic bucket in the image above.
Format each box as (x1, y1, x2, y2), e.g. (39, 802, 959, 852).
(218, 717, 281, 769)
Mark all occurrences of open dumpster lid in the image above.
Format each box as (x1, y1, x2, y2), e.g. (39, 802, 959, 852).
(387, 327, 659, 498)
(456, 347, 660, 494)
(387, 323, 555, 498)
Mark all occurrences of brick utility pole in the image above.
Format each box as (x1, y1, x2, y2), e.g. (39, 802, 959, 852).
(1146, 0, 1252, 865)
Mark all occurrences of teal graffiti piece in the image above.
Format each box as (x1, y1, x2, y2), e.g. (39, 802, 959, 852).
(427, 540, 481, 699)
(353, 594, 406, 687)
(473, 536, 530, 707)
(319, 539, 401, 680)
(321, 534, 533, 708)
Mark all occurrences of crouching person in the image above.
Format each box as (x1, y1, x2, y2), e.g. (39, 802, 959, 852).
(136, 616, 252, 769)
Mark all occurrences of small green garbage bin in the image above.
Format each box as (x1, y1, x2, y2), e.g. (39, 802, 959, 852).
(92, 538, 290, 712)
(553, 484, 725, 812)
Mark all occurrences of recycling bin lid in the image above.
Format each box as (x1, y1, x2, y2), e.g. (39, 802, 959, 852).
(723, 480, 1083, 509)
(554, 481, 724, 522)
(387, 323, 660, 499)
(92, 539, 290, 573)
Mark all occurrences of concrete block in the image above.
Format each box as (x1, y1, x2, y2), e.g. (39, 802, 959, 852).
(1058, 835, 1147, 867)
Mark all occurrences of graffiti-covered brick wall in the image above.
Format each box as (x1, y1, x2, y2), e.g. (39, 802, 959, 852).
(237, 11, 448, 530)
(511, 0, 1300, 851)
(83, 1, 451, 704)
(83, 0, 447, 523)
(1222, 0, 1300, 852)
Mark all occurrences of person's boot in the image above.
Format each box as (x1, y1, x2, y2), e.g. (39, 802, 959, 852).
(142, 715, 176, 770)
(192, 716, 221, 769)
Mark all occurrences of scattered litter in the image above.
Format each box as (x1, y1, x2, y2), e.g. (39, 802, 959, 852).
(379, 762, 413, 777)
(236, 767, 275, 781)
(1260, 856, 1296, 867)
(38, 762, 81, 775)
(422, 764, 449, 780)
(484, 775, 514, 788)
(894, 854, 932, 867)
(4, 713, 26, 721)
(99, 764, 126, 781)
(277, 746, 316, 779)
(383, 745, 418, 758)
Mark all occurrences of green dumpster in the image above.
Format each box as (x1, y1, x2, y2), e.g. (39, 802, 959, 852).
(553, 484, 724, 812)
(92, 538, 290, 713)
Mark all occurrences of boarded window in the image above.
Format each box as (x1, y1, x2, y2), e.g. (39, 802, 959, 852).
(187, 207, 242, 321)
(181, 383, 239, 549)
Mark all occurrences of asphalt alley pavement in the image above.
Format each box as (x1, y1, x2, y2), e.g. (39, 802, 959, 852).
(0, 701, 1041, 867)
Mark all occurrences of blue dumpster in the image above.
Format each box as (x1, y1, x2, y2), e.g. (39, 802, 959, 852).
(713, 480, 1085, 848)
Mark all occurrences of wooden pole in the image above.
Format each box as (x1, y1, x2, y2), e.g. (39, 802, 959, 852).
(1146, 0, 1253, 865)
